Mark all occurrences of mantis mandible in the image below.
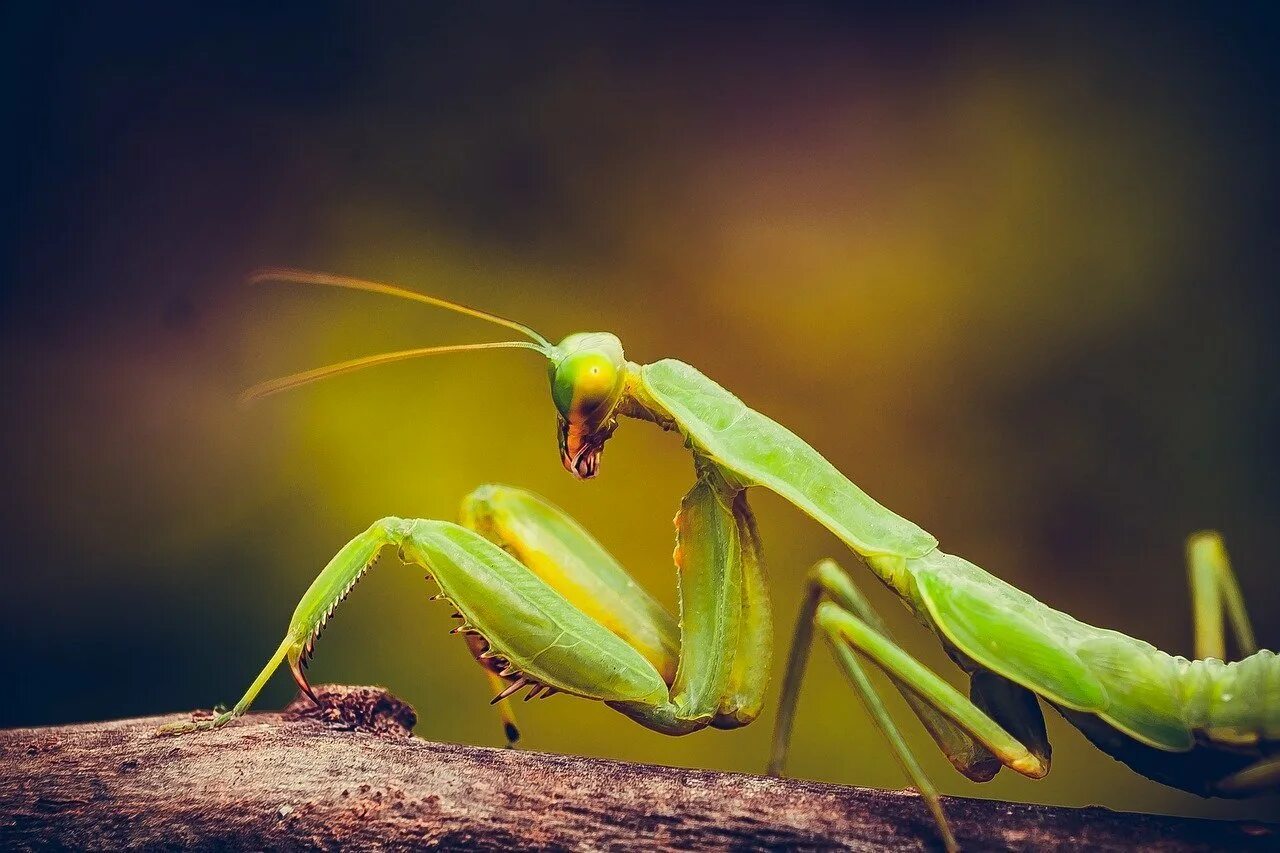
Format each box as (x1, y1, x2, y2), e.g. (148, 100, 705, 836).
(164, 269, 1279, 851)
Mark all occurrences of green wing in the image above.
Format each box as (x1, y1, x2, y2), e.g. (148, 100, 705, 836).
(640, 360, 936, 559)
(913, 550, 1195, 750)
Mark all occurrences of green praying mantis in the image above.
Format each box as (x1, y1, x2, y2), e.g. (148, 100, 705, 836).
(163, 269, 1279, 851)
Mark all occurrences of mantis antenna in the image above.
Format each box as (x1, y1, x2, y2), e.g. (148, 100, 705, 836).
(240, 340, 547, 403)
(243, 267, 553, 403)
(249, 267, 552, 348)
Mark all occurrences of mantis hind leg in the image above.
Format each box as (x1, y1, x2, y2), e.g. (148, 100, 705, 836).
(1186, 531, 1258, 661)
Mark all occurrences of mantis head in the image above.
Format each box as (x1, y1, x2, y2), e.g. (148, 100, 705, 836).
(547, 332, 627, 480)
(242, 269, 629, 481)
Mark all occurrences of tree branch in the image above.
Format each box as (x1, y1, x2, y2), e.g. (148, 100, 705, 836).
(0, 685, 1273, 851)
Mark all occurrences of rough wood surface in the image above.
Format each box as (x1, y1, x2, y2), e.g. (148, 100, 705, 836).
(0, 685, 1274, 851)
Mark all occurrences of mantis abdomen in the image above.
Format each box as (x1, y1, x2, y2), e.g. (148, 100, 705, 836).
(904, 547, 1279, 795)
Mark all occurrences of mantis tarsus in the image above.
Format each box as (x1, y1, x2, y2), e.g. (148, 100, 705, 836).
(164, 268, 1279, 851)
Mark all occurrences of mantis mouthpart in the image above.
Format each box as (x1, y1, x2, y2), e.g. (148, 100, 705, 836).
(162, 268, 1279, 853)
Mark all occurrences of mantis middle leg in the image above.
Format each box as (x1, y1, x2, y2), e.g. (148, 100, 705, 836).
(769, 559, 1051, 853)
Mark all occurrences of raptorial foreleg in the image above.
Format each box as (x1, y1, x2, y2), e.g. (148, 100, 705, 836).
(160, 515, 673, 735)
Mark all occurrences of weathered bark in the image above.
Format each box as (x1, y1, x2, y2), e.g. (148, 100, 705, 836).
(0, 685, 1274, 851)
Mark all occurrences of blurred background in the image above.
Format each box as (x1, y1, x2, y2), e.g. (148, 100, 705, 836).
(3, 1, 1278, 823)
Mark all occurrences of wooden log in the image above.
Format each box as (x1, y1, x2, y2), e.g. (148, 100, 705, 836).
(0, 685, 1274, 851)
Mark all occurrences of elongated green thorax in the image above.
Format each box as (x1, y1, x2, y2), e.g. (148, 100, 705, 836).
(623, 359, 937, 562)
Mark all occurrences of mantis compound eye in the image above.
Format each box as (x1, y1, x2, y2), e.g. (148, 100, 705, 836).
(552, 351, 619, 418)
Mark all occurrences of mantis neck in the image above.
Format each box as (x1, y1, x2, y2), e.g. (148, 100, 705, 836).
(617, 362, 678, 431)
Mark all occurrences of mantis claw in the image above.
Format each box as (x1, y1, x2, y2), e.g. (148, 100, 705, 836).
(288, 645, 318, 704)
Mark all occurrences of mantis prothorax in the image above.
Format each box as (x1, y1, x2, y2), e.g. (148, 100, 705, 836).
(164, 268, 1279, 852)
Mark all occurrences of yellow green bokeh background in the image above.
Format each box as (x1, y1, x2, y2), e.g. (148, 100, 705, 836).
(5, 4, 1278, 823)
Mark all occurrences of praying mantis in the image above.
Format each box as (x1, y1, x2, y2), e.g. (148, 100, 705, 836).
(163, 269, 1279, 851)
